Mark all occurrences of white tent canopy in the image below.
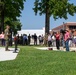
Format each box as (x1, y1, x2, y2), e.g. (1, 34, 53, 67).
(17, 29, 45, 36)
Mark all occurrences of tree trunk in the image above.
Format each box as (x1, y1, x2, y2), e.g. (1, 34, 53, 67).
(45, 9, 50, 35)
(45, 0, 50, 35)
(1, 9, 4, 33)
(44, 1, 50, 46)
(0, 14, 1, 33)
(0, 0, 4, 33)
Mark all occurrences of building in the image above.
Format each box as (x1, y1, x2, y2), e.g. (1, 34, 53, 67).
(52, 22, 76, 35)
(17, 27, 51, 36)
(17, 28, 47, 45)
(17, 28, 45, 36)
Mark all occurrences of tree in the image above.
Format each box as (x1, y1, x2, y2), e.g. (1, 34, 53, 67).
(0, 0, 4, 32)
(0, 0, 26, 33)
(4, 0, 26, 19)
(4, 17, 22, 35)
(33, 0, 76, 34)
(4, 17, 22, 46)
(11, 20, 22, 35)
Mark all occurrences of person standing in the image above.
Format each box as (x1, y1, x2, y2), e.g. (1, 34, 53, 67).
(28, 34, 31, 45)
(4, 25, 10, 51)
(38, 34, 44, 46)
(14, 35, 18, 52)
(51, 32, 56, 47)
(33, 33, 37, 45)
(48, 33, 52, 47)
(64, 29, 70, 51)
(55, 32, 60, 50)
(0, 32, 5, 46)
(44, 33, 48, 46)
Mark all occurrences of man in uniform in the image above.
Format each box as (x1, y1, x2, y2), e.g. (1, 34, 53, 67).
(4, 25, 10, 51)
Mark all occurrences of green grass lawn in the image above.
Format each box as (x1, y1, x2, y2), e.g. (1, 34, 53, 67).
(0, 46, 76, 75)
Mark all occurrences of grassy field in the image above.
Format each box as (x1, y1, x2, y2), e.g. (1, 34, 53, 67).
(0, 46, 76, 75)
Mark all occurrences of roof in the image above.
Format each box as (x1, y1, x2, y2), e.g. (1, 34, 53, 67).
(52, 22, 76, 30)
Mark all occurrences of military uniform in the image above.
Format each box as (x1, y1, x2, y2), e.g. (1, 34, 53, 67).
(4, 28, 10, 51)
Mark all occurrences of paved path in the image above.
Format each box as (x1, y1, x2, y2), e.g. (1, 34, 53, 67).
(35, 47, 76, 52)
(0, 47, 20, 61)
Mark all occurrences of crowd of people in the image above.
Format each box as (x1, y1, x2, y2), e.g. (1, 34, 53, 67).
(13, 29, 76, 52)
(46, 29, 76, 51)
(0, 25, 76, 52)
(15, 33, 44, 46)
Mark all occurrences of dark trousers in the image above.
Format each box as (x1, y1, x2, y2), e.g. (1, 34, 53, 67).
(56, 39, 60, 50)
(48, 41, 52, 47)
(15, 41, 17, 51)
(5, 40, 9, 50)
(1, 39, 5, 46)
(34, 40, 37, 45)
(65, 40, 69, 51)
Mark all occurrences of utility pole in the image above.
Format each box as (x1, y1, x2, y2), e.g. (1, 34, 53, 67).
(63, 22, 65, 30)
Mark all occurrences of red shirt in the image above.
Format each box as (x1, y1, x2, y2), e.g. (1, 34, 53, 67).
(14, 36, 17, 41)
(56, 34, 60, 40)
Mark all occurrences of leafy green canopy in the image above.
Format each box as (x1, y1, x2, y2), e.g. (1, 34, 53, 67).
(4, 0, 26, 20)
(4, 17, 22, 35)
(33, 0, 76, 20)
(0, 0, 26, 34)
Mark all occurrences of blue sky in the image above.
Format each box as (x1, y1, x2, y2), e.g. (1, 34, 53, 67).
(20, 0, 76, 30)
